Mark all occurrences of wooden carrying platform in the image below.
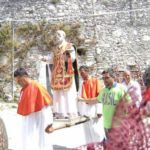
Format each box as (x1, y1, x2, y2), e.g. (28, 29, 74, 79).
(53, 116, 91, 131)
(48, 115, 105, 149)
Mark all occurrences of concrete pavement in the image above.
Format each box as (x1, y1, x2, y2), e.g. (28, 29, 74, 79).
(0, 102, 105, 150)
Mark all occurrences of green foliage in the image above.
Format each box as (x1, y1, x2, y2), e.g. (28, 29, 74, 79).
(16, 21, 83, 51)
(17, 22, 39, 37)
(0, 21, 84, 60)
(0, 24, 12, 52)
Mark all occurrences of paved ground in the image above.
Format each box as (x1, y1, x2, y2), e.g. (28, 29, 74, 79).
(0, 102, 105, 150)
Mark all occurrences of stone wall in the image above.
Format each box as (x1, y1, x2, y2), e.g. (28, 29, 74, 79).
(0, 0, 150, 100)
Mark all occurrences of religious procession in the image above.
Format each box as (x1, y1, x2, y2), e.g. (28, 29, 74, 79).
(0, 29, 150, 150)
(0, 1, 150, 150)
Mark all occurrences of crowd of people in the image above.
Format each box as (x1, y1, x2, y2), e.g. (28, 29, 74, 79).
(13, 30, 150, 150)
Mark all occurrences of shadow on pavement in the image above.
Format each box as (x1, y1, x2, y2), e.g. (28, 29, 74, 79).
(53, 145, 68, 150)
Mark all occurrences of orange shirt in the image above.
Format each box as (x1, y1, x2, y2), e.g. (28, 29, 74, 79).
(81, 77, 102, 99)
(17, 81, 52, 116)
(143, 87, 150, 102)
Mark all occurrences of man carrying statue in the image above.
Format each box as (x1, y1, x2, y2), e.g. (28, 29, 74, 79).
(42, 30, 79, 119)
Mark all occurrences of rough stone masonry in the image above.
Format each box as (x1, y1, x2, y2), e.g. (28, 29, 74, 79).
(0, 0, 150, 100)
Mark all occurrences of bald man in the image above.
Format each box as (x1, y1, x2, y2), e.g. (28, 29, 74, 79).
(122, 70, 142, 107)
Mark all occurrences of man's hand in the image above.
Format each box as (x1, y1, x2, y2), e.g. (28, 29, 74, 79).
(77, 97, 85, 102)
(45, 124, 54, 133)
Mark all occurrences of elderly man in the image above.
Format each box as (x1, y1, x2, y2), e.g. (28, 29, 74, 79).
(47, 30, 79, 119)
(122, 70, 142, 108)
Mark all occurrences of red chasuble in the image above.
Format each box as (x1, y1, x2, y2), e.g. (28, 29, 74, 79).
(144, 87, 150, 102)
(17, 81, 52, 116)
(51, 42, 74, 90)
(81, 77, 102, 99)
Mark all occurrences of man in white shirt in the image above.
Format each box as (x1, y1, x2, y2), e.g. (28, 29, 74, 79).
(122, 70, 142, 107)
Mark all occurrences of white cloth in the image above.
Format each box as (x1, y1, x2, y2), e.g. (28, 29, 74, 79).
(87, 117, 106, 143)
(122, 80, 142, 107)
(38, 61, 47, 88)
(78, 102, 102, 118)
(48, 117, 105, 149)
(77, 97, 105, 143)
(17, 105, 53, 150)
(77, 79, 105, 146)
(53, 77, 78, 116)
(78, 79, 102, 117)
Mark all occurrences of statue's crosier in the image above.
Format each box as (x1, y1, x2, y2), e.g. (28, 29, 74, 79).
(50, 30, 79, 119)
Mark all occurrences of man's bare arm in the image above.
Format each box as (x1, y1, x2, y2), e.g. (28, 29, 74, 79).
(78, 97, 98, 104)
